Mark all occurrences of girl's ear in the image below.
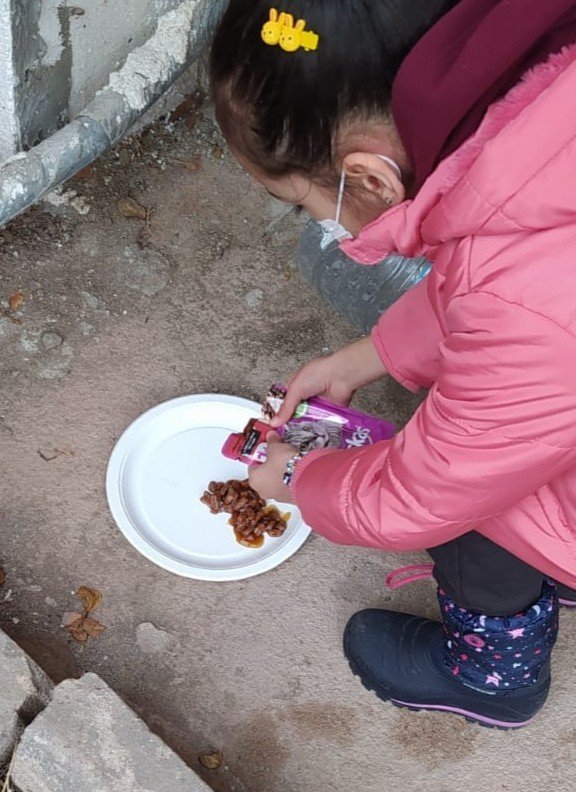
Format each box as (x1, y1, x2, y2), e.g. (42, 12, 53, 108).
(342, 152, 405, 208)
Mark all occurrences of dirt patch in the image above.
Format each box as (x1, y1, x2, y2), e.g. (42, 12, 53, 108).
(286, 701, 359, 745)
(226, 711, 292, 792)
(390, 708, 478, 769)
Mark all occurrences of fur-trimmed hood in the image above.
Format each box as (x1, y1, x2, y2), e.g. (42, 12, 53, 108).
(392, 0, 576, 189)
(342, 43, 576, 265)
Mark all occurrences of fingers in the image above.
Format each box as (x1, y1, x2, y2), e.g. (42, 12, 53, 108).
(248, 435, 296, 502)
(270, 384, 305, 427)
(270, 356, 330, 426)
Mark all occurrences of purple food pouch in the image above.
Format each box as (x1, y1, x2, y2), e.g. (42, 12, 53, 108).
(263, 384, 395, 455)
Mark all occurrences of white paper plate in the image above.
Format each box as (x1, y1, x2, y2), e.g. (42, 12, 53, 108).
(106, 394, 310, 580)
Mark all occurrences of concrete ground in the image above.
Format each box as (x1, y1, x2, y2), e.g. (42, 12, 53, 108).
(1, 108, 575, 792)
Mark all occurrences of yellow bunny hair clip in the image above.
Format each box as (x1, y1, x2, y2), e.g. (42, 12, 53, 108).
(261, 8, 320, 52)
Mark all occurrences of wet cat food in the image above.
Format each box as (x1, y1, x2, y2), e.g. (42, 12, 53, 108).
(200, 479, 288, 548)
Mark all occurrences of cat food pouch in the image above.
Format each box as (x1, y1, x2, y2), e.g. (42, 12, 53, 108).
(222, 384, 395, 466)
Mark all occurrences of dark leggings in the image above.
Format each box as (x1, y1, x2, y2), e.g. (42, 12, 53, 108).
(429, 532, 547, 616)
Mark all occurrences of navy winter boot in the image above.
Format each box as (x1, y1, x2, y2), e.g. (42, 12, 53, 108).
(343, 580, 558, 729)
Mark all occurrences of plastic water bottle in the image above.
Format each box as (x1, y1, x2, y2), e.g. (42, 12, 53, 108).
(297, 219, 431, 333)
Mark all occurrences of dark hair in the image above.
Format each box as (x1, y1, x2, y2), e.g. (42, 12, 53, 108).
(210, 0, 459, 177)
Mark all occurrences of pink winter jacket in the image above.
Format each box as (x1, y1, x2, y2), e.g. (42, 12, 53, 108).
(292, 45, 576, 588)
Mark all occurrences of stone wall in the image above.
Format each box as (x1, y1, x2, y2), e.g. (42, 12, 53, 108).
(0, 630, 212, 791)
(0, 0, 192, 158)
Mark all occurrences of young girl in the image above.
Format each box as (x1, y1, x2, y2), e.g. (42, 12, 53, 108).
(210, 0, 576, 729)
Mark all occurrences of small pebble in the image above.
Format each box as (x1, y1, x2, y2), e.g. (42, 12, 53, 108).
(136, 622, 172, 654)
(245, 289, 263, 308)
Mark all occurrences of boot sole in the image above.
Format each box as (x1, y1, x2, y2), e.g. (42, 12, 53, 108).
(344, 640, 535, 731)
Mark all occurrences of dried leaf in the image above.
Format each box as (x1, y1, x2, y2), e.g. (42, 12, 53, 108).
(210, 143, 225, 160)
(64, 613, 106, 642)
(38, 448, 62, 461)
(62, 611, 83, 627)
(8, 291, 23, 311)
(75, 164, 95, 181)
(170, 90, 206, 127)
(138, 226, 152, 249)
(67, 616, 89, 643)
(82, 616, 106, 638)
(0, 568, 5, 586)
(0, 309, 21, 324)
(38, 447, 75, 462)
(199, 750, 223, 770)
(117, 196, 148, 220)
(76, 586, 102, 613)
(170, 156, 202, 173)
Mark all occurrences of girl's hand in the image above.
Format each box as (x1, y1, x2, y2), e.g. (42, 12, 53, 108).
(248, 432, 297, 503)
(271, 336, 387, 427)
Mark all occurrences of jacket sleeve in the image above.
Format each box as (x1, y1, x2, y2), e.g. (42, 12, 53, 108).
(292, 291, 576, 550)
(371, 275, 443, 392)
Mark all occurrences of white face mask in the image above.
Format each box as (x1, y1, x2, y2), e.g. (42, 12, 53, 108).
(319, 170, 353, 250)
(318, 155, 402, 251)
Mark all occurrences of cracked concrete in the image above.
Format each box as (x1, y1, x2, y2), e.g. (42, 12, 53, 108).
(1, 108, 576, 791)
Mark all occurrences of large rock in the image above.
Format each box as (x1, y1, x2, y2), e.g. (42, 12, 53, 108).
(12, 672, 212, 792)
(0, 630, 53, 764)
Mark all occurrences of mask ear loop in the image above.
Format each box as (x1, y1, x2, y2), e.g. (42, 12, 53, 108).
(334, 169, 346, 224)
(376, 155, 402, 181)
